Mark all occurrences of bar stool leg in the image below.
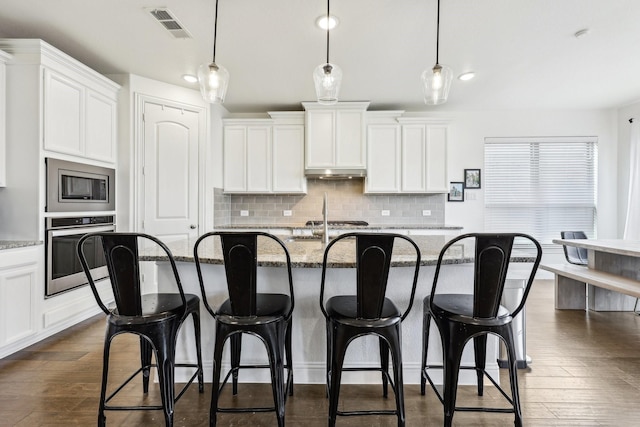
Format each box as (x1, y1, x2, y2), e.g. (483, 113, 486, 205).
(379, 337, 389, 398)
(230, 333, 242, 395)
(473, 335, 487, 396)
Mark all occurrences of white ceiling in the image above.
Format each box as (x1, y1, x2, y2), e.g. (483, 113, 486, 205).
(1, 0, 640, 113)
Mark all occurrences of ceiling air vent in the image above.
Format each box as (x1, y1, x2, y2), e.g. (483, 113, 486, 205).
(148, 8, 192, 39)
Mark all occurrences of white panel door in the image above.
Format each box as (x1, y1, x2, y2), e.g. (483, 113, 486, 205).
(43, 69, 84, 156)
(85, 90, 116, 163)
(402, 124, 427, 192)
(143, 102, 199, 242)
(223, 126, 248, 192)
(365, 124, 400, 193)
(273, 125, 306, 193)
(305, 109, 335, 167)
(246, 126, 271, 192)
(336, 109, 365, 168)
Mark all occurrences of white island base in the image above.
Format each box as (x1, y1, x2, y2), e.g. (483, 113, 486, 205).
(156, 261, 503, 386)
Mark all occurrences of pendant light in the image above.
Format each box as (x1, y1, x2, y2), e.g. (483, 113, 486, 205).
(421, 0, 452, 105)
(198, 0, 229, 104)
(313, 0, 342, 105)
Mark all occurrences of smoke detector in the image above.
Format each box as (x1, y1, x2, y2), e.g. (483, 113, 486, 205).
(148, 8, 192, 39)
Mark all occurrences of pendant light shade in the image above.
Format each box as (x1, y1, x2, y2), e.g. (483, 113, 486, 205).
(198, 62, 229, 103)
(422, 0, 452, 105)
(314, 0, 341, 105)
(199, 0, 229, 104)
(313, 62, 342, 105)
(421, 63, 453, 105)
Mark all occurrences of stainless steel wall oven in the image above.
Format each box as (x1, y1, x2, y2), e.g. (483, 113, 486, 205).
(45, 215, 115, 297)
(46, 158, 115, 212)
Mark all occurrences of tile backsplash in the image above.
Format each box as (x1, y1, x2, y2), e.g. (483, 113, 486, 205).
(215, 179, 445, 226)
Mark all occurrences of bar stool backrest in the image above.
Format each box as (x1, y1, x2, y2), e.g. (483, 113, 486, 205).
(194, 231, 294, 319)
(78, 232, 187, 317)
(320, 232, 421, 322)
(356, 234, 395, 319)
(220, 233, 258, 316)
(473, 234, 514, 319)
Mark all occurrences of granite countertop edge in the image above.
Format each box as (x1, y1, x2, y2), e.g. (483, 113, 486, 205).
(0, 240, 43, 250)
(143, 235, 536, 268)
(215, 223, 463, 230)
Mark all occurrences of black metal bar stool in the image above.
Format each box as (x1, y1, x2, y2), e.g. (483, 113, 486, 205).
(194, 231, 294, 427)
(319, 232, 421, 427)
(420, 233, 542, 427)
(77, 232, 204, 427)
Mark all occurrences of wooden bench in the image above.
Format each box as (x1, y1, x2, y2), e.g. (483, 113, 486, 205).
(540, 263, 640, 310)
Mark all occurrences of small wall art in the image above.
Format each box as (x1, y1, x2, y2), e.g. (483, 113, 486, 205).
(464, 168, 481, 189)
(448, 181, 464, 202)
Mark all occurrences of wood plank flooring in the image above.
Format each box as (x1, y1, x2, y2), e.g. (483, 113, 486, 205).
(2, 279, 640, 426)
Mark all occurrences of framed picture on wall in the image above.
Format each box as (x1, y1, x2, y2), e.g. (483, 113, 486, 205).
(464, 169, 481, 189)
(448, 182, 464, 202)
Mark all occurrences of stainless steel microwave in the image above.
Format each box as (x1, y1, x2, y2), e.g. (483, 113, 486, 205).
(46, 158, 115, 212)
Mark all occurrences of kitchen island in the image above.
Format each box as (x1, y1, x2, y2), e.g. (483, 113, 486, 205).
(145, 234, 539, 386)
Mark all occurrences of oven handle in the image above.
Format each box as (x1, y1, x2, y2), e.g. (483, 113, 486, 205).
(48, 225, 116, 237)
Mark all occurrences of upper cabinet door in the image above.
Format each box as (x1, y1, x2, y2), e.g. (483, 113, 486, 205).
(223, 126, 248, 192)
(305, 109, 335, 168)
(85, 90, 117, 162)
(246, 126, 272, 192)
(425, 125, 448, 192)
(43, 67, 118, 163)
(303, 102, 369, 170)
(273, 124, 306, 193)
(402, 124, 427, 192)
(43, 69, 84, 156)
(366, 124, 401, 193)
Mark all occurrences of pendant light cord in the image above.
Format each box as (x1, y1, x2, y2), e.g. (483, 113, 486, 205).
(212, 0, 219, 63)
(435, 0, 441, 66)
(326, 0, 330, 64)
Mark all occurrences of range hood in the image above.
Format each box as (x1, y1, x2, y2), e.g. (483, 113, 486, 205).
(304, 168, 366, 179)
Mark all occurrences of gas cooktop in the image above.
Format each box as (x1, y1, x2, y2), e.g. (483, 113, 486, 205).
(305, 220, 369, 227)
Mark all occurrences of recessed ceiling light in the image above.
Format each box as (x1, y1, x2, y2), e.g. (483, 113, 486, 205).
(458, 72, 475, 81)
(182, 74, 198, 83)
(316, 15, 339, 30)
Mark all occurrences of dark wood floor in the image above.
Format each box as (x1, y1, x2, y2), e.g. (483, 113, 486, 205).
(2, 280, 640, 426)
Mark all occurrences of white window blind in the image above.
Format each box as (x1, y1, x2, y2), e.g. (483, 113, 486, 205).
(484, 136, 598, 245)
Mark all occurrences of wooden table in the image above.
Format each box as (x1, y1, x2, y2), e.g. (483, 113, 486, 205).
(541, 239, 640, 310)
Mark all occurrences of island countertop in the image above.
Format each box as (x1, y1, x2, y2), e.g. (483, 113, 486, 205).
(217, 223, 463, 231)
(144, 235, 537, 268)
(0, 240, 43, 251)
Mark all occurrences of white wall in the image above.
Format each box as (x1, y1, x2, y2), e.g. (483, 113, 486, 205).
(403, 109, 618, 238)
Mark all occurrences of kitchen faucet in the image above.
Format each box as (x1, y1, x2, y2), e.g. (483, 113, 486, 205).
(322, 192, 329, 245)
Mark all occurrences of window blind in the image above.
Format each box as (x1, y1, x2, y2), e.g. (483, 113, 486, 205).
(484, 136, 598, 245)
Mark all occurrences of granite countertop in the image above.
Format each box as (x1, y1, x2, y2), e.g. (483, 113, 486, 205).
(0, 240, 43, 250)
(143, 235, 536, 268)
(217, 223, 463, 231)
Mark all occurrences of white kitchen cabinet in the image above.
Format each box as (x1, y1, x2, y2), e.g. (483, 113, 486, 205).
(43, 68, 118, 162)
(367, 117, 449, 194)
(223, 113, 306, 194)
(0, 39, 120, 241)
(0, 245, 40, 350)
(272, 124, 306, 193)
(223, 122, 271, 193)
(85, 90, 117, 162)
(302, 102, 369, 170)
(0, 49, 10, 187)
(366, 123, 401, 193)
